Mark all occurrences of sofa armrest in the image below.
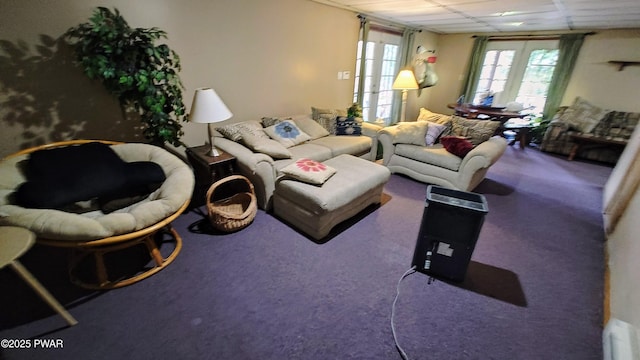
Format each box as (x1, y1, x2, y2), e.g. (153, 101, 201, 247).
(377, 126, 400, 166)
(460, 136, 508, 170)
(214, 137, 278, 209)
(361, 122, 383, 138)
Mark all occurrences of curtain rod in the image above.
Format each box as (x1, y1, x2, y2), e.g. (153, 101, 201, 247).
(357, 13, 421, 33)
(472, 32, 596, 40)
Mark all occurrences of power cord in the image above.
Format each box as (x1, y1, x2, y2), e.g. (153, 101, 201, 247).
(391, 266, 417, 360)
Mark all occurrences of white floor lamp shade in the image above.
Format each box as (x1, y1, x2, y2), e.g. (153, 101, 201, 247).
(189, 87, 233, 156)
(392, 70, 419, 122)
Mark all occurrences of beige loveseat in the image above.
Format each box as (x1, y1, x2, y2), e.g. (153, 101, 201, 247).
(377, 109, 508, 191)
(213, 115, 381, 210)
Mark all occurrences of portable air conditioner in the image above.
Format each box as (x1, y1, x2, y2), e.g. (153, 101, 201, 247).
(603, 318, 640, 360)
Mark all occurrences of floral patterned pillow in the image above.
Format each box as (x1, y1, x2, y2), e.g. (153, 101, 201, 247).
(264, 120, 311, 148)
(280, 158, 337, 185)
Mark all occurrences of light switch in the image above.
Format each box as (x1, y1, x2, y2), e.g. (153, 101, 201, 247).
(342, 71, 351, 79)
(337, 72, 343, 80)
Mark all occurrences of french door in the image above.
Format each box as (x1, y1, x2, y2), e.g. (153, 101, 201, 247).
(353, 30, 402, 123)
(473, 40, 559, 115)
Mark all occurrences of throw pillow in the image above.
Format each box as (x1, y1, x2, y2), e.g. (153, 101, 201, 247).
(417, 107, 452, 125)
(450, 116, 500, 146)
(425, 121, 448, 145)
(280, 158, 337, 185)
(264, 120, 312, 148)
(440, 136, 474, 158)
(311, 107, 347, 135)
(216, 120, 269, 142)
(335, 116, 362, 136)
(239, 129, 292, 159)
(559, 97, 608, 133)
(291, 115, 330, 140)
(261, 116, 290, 128)
(391, 121, 430, 146)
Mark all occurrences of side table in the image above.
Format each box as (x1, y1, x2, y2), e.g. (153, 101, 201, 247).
(0, 226, 77, 326)
(186, 145, 236, 207)
(503, 122, 533, 149)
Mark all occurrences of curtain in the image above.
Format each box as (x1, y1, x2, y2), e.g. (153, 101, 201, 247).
(460, 36, 489, 103)
(542, 33, 587, 119)
(355, 16, 369, 107)
(390, 28, 416, 124)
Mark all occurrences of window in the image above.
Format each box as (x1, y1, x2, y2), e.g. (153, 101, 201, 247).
(473, 40, 559, 115)
(353, 30, 401, 123)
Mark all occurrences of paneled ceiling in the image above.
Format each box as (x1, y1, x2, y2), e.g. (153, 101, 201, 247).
(309, 0, 640, 34)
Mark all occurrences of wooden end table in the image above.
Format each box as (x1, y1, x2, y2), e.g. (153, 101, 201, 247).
(186, 145, 236, 207)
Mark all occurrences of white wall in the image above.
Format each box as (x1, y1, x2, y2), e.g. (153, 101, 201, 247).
(0, 0, 361, 156)
(425, 30, 640, 114)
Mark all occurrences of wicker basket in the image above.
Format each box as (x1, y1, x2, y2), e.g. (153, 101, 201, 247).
(206, 175, 257, 232)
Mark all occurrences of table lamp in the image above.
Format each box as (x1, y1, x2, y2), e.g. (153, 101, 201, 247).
(392, 70, 419, 122)
(189, 87, 232, 156)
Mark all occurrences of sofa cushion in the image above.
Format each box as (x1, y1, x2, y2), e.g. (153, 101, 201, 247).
(292, 115, 331, 140)
(440, 136, 474, 158)
(286, 143, 334, 163)
(239, 129, 292, 159)
(559, 97, 608, 133)
(394, 144, 462, 171)
(417, 107, 452, 125)
(451, 116, 500, 146)
(309, 135, 372, 158)
(217, 120, 269, 142)
(264, 120, 312, 148)
(280, 158, 337, 185)
(391, 121, 431, 146)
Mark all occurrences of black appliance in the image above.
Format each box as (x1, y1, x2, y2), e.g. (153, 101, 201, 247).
(411, 185, 488, 282)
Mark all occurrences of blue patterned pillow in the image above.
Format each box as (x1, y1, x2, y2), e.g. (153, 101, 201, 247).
(264, 120, 311, 148)
(335, 116, 362, 136)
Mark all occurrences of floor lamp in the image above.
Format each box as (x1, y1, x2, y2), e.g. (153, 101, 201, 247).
(392, 70, 419, 122)
(189, 87, 233, 156)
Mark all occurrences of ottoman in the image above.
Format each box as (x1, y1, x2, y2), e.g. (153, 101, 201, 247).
(273, 154, 391, 240)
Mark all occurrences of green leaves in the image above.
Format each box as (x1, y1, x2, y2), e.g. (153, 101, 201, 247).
(64, 7, 186, 146)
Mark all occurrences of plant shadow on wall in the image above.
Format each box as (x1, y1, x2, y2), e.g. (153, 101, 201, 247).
(0, 35, 142, 150)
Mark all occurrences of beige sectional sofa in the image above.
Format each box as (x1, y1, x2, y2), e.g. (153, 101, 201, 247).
(212, 114, 382, 210)
(377, 108, 508, 191)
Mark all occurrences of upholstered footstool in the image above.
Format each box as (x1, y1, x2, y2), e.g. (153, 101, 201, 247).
(273, 154, 391, 240)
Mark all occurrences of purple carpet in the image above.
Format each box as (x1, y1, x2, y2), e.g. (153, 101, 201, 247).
(0, 146, 612, 360)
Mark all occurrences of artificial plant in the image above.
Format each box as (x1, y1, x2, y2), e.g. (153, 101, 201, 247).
(65, 7, 186, 146)
(347, 102, 363, 118)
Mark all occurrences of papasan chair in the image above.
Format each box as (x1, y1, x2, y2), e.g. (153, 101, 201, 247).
(0, 140, 195, 289)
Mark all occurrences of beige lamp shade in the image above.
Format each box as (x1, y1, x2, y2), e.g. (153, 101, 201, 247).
(392, 70, 419, 90)
(189, 87, 232, 124)
(189, 87, 232, 157)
